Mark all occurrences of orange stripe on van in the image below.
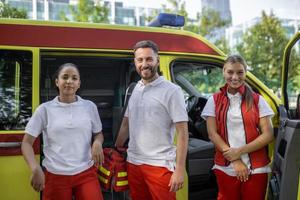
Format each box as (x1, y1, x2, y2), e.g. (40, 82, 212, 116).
(0, 24, 219, 55)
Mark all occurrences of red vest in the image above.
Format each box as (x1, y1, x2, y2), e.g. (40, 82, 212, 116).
(213, 84, 270, 169)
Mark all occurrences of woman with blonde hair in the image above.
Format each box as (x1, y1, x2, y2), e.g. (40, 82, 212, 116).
(201, 55, 274, 200)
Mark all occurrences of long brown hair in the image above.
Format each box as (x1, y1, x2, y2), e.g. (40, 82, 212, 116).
(224, 55, 254, 110)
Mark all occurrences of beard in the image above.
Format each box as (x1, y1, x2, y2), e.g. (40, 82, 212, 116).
(139, 64, 158, 81)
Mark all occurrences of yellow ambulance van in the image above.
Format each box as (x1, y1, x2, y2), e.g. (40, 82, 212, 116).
(0, 14, 298, 200)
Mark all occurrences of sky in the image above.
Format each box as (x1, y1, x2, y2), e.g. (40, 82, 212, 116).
(121, 0, 300, 25)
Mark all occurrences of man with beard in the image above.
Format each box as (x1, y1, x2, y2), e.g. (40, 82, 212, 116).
(116, 40, 188, 200)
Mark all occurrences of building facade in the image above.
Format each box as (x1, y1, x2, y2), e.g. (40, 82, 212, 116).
(5, 0, 160, 26)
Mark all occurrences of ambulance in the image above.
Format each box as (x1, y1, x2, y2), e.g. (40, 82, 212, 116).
(0, 13, 299, 200)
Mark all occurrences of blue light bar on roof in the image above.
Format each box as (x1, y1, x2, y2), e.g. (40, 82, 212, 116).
(148, 13, 185, 27)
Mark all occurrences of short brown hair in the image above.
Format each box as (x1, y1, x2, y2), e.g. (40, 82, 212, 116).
(133, 40, 159, 55)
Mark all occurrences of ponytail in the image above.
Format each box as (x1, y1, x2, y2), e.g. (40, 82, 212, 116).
(244, 83, 254, 111)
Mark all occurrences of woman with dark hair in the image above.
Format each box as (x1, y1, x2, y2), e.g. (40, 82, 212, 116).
(201, 55, 274, 200)
(22, 63, 104, 200)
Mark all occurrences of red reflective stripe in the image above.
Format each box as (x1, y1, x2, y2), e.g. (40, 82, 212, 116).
(0, 133, 40, 156)
(0, 24, 220, 55)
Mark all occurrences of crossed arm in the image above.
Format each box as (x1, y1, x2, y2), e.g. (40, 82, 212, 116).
(222, 116, 274, 161)
(206, 116, 274, 181)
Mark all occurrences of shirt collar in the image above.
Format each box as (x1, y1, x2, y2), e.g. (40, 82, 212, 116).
(138, 76, 164, 87)
(227, 91, 242, 99)
(53, 95, 82, 106)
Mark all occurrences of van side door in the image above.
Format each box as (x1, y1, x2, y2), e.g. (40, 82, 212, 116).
(269, 32, 300, 200)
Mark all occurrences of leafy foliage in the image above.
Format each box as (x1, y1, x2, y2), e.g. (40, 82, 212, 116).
(0, 1, 27, 19)
(197, 8, 231, 54)
(162, 0, 188, 19)
(286, 45, 300, 101)
(236, 11, 291, 91)
(198, 8, 230, 38)
(60, 0, 108, 23)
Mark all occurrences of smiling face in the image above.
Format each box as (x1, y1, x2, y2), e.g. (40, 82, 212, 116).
(223, 61, 246, 94)
(55, 65, 81, 98)
(134, 47, 159, 83)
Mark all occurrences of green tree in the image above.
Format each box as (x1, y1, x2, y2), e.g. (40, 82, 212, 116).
(286, 43, 300, 99)
(199, 8, 231, 54)
(198, 8, 230, 38)
(162, 0, 188, 19)
(236, 11, 290, 91)
(184, 8, 231, 54)
(60, 0, 108, 23)
(0, 0, 27, 19)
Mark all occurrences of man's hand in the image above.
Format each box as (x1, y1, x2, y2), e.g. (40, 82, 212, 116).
(168, 168, 184, 192)
(31, 165, 45, 192)
(231, 159, 249, 182)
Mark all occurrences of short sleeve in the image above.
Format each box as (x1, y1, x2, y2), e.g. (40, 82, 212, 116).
(201, 96, 215, 120)
(168, 88, 188, 123)
(90, 102, 102, 134)
(25, 105, 46, 137)
(258, 96, 274, 118)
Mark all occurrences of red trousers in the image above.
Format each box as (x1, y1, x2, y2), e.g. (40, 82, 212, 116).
(214, 169, 268, 200)
(43, 166, 103, 200)
(127, 162, 176, 200)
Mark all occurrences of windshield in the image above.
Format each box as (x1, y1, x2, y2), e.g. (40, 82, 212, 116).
(172, 61, 224, 98)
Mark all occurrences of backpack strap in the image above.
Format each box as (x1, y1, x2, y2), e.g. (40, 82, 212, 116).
(113, 82, 136, 144)
(123, 82, 136, 110)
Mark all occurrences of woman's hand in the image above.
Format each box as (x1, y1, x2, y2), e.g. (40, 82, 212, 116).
(22, 133, 44, 191)
(91, 140, 104, 167)
(223, 147, 242, 162)
(31, 166, 45, 192)
(231, 159, 249, 182)
(169, 168, 185, 192)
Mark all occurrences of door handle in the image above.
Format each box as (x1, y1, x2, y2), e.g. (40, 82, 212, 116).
(0, 142, 22, 148)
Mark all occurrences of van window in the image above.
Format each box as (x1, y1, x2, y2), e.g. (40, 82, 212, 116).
(286, 40, 300, 119)
(172, 61, 224, 98)
(0, 50, 32, 130)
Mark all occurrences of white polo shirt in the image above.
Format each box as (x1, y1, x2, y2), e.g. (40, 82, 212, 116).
(201, 92, 274, 176)
(125, 76, 188, 171)
(25, 96, 102, 175)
